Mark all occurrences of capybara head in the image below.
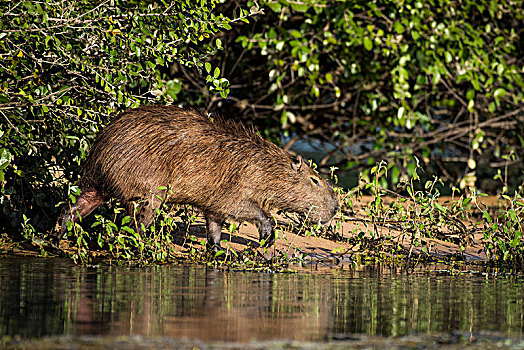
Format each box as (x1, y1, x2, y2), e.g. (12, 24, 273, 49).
(254, 151, 339, 224)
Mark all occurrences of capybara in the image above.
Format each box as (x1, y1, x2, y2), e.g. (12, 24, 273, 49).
(57, 106, 338, 248)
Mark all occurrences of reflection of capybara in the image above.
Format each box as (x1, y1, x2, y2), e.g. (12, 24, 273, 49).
(57, 106, 338, 248)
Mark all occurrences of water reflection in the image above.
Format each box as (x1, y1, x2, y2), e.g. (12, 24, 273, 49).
(0, 257, 523, 341)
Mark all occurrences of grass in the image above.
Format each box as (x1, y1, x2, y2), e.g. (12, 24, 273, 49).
(5, 160, 523, 271)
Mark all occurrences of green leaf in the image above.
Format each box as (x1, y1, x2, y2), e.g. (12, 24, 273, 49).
(482, 211, 492, 223)
(118, 236, 125, 245)
(508, 209, 517, 222)
(266, 2, 282, 12)
(467, 99, 475, 112)
(121, 216, 132, 225)
(445, 51, 452, 63)
(435, 202, 447, 213)
(290, 3, 308, 12)
(466, 89, 475, 100)
(461, 197, 472, 207)
(397, 106, 405, 119)
(432, 70, 441, 85)
(393, 22, 405, 34)
(493, 88, 505, 99)
(0, 148, 11, 170)
(363, 37, 373, 51)
(121, 226, 136, 234)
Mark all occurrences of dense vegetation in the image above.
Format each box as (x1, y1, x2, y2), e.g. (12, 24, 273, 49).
(0, 0, 522, 265)
(0, 0, 261, 234)
(204, 0, 523, 192)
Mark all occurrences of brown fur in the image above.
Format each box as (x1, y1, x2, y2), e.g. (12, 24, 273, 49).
(57, 106, 338, 248)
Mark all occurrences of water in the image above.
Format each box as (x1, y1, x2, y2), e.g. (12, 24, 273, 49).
(1, 257, 524, 344)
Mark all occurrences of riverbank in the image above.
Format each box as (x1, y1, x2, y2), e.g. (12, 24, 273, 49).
(2, 194, 516, 269)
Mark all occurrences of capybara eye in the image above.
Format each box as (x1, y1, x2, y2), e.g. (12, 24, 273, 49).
(310, 176, 321, 187)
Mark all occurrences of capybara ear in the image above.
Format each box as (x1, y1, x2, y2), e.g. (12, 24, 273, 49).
(291, 155, 303, 172)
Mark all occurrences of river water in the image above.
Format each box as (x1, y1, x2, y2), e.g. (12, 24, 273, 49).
(1, 257, 523, 347)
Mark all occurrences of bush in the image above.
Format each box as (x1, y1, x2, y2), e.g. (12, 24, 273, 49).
(200, 0, 523, 191)
(0, 0, 260, 234)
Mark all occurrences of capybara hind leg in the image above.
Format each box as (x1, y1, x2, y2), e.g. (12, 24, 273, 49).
(58, 190, 105, 237)
(126, 201, 155, 232)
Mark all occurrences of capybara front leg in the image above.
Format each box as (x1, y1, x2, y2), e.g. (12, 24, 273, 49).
(238, 201, 275, 247)
(57, 190, 105, 238)
(204, 212, 225, 251)
(255, 211, 275, 247)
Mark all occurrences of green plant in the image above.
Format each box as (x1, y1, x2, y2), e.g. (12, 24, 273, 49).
(337, 158, 480, 260)
(479, 192, 524, 263)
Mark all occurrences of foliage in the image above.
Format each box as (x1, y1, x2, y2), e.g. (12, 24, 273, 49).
(0, 1, 523, 268)
(320, 158, 523, 266)
(60, 195, 196, 264)
(56, 190, 306, 270)
(480, 192, 524, 262)
(0, 0, 261, 233)
(196, 0, 523, 191)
